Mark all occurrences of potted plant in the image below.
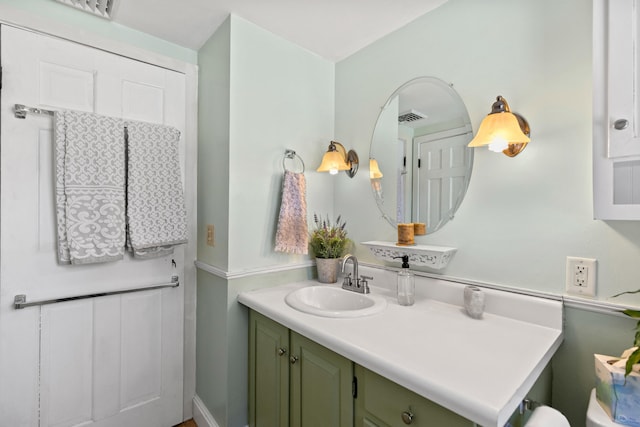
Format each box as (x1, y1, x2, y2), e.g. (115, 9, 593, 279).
(309, 214, 351, 283)
(611, 288, 640, 376)
(622, 309, 640, 376)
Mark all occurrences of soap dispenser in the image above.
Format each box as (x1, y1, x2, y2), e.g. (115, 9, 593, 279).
(394, 255, 415, 306)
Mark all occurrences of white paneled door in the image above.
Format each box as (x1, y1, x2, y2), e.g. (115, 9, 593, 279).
(0, 26, 186, 426)
(412, 126, 472, 231)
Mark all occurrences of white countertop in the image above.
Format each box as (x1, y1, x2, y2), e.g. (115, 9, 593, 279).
(238, 272, 563, 427)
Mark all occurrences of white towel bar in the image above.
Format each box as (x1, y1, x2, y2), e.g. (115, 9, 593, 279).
(14, 275, 179, 309)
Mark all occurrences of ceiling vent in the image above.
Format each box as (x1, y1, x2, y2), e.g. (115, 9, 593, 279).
(53, 0, 120, 19)
(398, 109, 428, 123)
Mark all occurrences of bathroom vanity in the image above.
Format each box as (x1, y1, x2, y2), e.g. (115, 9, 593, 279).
(238, 274, 563, 427)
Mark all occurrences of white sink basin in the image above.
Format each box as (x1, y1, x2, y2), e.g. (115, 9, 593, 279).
(285, 286, 387, 318)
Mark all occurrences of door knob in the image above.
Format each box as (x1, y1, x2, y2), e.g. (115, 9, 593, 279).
(277, 347, 287, 356)
(290, 355, 299, 364)
(614, 119, 629, 130)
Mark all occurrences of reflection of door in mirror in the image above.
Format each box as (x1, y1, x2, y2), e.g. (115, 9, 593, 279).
(412, 126, 473, 230)
(396, 135, 411, 223)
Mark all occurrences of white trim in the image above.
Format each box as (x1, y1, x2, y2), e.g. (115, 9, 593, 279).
(197, 258, 638, 314)
(192, 395, 220, 427)
(358, 261, 564, 301)
(562, 295, 635, 317)
(194, 259, 315, 280)
(181, 62, 199, 421)
(360, 262, 640, 314)
(0, 6, 195, 72)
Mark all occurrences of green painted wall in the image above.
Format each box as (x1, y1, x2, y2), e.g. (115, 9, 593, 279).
(553, 308, 637, 426)
(226, 16, 335, 272)
(195, 270, 229, 422)
(0, 0, 196, 64)
(196, 267, 314, 427)
(197, 15, 335, 272)
(198, 17, 231, 271)
(196, 15, 334, 427)
(334, 0, 640, 304)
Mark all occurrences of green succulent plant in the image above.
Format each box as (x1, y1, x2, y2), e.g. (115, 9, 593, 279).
(309, 214, 351, 259)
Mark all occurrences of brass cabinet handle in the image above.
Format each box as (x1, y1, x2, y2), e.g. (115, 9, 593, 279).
(401, 410, 414, 424)
(290, 355, 299, 364)
(277, 347, 287, 356)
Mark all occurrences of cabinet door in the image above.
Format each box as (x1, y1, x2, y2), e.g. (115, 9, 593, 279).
(354, 365, 472, 427)
(290, 332, 354, 427)
(593, 0, 640, 218)
(606, 0, 640, 159)
(249, 311, 290, 427)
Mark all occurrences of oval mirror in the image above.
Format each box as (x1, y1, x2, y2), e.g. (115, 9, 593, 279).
(369, 76, 474, 234)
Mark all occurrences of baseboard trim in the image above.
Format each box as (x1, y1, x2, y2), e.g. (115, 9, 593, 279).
(193, 395, 220, 427)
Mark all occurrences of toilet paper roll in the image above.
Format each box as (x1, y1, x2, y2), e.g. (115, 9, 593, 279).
(525, 405, 570, 427)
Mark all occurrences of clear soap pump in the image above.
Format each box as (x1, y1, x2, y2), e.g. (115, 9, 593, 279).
(394, 255, 415, 306)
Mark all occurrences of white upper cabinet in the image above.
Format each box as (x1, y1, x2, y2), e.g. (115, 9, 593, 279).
(594, 0, 640, 218)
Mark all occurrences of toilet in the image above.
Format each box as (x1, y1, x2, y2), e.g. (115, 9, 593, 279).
(587, 389, 626, 427)
(523, 389, 623, 427)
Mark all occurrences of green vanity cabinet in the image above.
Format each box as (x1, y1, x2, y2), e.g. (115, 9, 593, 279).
(354, 365, 472, 427)
(249, 310, 474, 427)
(290, 332, 354, 426)
(249, 310, 290, 427)
(249, 310, 353, 427)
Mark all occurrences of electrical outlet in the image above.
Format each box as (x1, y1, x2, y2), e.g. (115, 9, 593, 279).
(206, 224, 214, 246)
(565, 256, 597, 296)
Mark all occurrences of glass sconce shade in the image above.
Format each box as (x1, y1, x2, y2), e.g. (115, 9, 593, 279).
(316, 141, 359, 177)
(369, 158, 383, 179)
(317, 150, 350, 174)
(468, 96, 530, 157)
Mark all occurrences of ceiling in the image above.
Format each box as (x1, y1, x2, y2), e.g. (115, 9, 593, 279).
(111, 0, 448, 62)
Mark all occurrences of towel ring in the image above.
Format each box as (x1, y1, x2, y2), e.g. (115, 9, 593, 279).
(283, 149, 305, 173)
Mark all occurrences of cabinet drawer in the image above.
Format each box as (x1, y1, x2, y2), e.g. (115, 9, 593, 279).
(356, 366, 471, 427)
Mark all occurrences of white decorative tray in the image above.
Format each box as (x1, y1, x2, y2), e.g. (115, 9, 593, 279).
(361, 241, 457, 269)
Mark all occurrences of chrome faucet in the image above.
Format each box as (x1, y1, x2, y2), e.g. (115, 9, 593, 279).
(341, 254, 372, 294)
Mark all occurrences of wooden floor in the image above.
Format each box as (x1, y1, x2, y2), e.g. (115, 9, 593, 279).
(175, 420, 197, 427)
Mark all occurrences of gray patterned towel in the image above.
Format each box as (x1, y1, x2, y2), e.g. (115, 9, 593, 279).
(125, 121, 188, 259)
(54, 110, 126, 265)
(274, 170, 308, 254)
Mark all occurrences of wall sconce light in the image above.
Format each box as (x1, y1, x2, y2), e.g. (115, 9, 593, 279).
(316, 141, 359, 178)
(468, 95, 531, 157)
(369, 158, 383, 179)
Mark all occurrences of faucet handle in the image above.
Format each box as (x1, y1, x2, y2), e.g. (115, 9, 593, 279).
(342, 273, 353, 287)
(359, 275, 373, 294)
